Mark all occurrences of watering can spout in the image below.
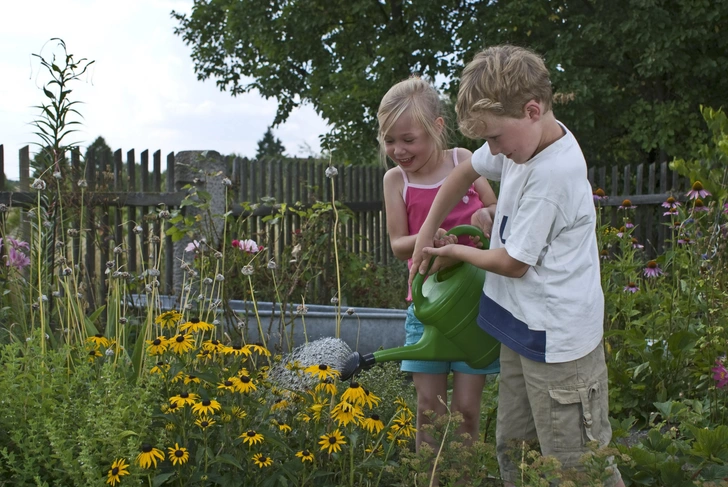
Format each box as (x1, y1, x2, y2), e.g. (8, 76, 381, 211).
(337, 225, 500, 381)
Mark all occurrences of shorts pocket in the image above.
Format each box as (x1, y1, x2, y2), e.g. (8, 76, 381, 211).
(549, 382, 607, 452)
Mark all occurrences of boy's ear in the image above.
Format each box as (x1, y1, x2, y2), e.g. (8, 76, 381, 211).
(524, 100, 542, 120)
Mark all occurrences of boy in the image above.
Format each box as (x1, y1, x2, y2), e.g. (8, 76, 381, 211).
(410, 45, 624, 486)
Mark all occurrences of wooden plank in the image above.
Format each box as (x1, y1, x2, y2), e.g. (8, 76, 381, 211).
(71, 149, 81, 266)
(598, 166, 606, 192)
(85, 149, 97, 306)
(623, 165, 631, 196)
(644, 162, 657, 254)
(19, 146, 31, 248)
(153, 150, 162, 268)
(276, 159, 283, 258)
(113, 150, 124, 246)
(587, 167, 595, 186)
(285, 161, 293, 249)
(99, 149, 111, 299)
(126, 150, 137, 274)
(0, 145, 4, 190)
(140, 150, 150, 267)
(165, 152, 175, 294)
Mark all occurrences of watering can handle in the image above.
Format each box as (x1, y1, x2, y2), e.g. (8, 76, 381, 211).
(411, 224, 489, 303)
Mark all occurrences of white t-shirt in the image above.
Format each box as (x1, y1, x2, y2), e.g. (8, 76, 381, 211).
(471, 123, 604, 363)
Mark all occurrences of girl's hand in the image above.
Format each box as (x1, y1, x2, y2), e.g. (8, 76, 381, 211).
(434, 228, 457, 248)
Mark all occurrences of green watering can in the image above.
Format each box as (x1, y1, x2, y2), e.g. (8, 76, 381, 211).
(339, 225, 501, 380)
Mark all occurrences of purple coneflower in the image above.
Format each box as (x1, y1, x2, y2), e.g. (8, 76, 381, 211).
(616, 226, 626, 238)
(661, 196, 681, 209)
(691, 198, 710, 212)
(592, 188, 608, 203)
(712, 359, 728, 389)
(724, 203, 728, 214)
(632, 238, 644, 250)
(625, 220, 634, 228)
(663, 207, 679, 217)
(686, 180, 710, 200)
(643, 260, 663, 278)
(618, 199, 636, 210)
(623, 282, 639, 293)
(677, 235, 693, 245)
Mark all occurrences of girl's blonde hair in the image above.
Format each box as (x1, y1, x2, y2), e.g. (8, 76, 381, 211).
(456, 45, 553, 139)
(376, 77, 448, 167)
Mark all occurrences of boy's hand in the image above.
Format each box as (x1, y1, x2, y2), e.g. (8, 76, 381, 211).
(420, 245, 459, 275)
(470, 208, 494, 239)
(434, 228, 457, 248)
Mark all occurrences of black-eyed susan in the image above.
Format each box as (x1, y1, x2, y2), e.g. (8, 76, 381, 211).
(270, 397, 290, 412)
(296, 412, 312, 423)
(252, 453, 273, 468)
(240, 430, 264, 446)
(202, 339, 224, 353)
(170, 371, 186, 383)
(304, 363, 340, 381)
(341, 381, 367, 405)
(224, 344, 251, 357)
(136, 444, 165, 469)
(196, 349, 213, 361)
(217, 378, 236, 392)
(331, 400, 363, 427)
(167, 443, 190, 466)
(180, 317, 215, 334)
(318, 429, 346, 454)
(165, 422, 176, 431)
(295, 449, 314, 463)
(105, 458, 129, 486)
(234, 375, 257, 394)
(361, 414, 385, 434)
(146, 336, 168, 356)
(245, 343, 271, 356)
(285, 360, 303, 373)
(361, 388, 381, 409)
(164, 401, 181, 415)
(155, 310, 183, 329)
(272, 419, 291, 433)
(87, 349, 103, 362)
(195, 417, 216, 430)
(191, 399, 222, 416)
(87, 333, 111, 349)
(183, 374, 201, 385)
(391, 414, 416, 439)
(394, 397, 409, 409)
(150, 361, 169, 375)
(170, 333, 194, 354)
(231, 405, 247, 419)
(308, 401, 326, 422)
(315, 378, 337, 396)
(170, 392, 199, 406)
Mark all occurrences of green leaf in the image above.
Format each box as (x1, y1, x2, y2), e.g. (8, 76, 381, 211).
(213, 453, 244, 470)
(152, 472, 176, 486)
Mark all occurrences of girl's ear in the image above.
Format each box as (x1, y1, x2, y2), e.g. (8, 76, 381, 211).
(435, 116, 445, 133)
(524, 100, 542, 120)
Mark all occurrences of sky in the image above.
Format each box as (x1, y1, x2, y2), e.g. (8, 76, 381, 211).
(0, 0, 330, 181)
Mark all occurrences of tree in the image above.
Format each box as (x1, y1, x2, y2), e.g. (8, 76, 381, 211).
(173, 0, 728, 167)
(255, 127, 286, 160)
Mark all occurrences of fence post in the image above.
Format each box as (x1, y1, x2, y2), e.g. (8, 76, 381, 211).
(172, 151, 227, 294)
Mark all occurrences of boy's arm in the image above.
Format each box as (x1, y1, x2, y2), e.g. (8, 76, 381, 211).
(421, 245, 530, 278)
(410, 158, 480, 279)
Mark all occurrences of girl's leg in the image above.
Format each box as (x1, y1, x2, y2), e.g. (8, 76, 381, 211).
(450, 372, 487, 446)
(412, 372, 449, 452)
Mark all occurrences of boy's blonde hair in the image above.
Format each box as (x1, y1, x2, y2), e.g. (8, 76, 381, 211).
(377, 77, 448, 167)
(456, 45, 553, 139)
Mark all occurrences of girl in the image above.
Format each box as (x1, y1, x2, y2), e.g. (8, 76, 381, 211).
(378, 77, 499, 451)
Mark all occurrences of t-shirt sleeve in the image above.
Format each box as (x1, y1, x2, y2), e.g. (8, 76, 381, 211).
(471, 144, 503, 181)
(504, 196, 569, 266)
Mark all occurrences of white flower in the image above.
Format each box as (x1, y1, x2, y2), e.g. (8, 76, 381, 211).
(77, 179, 88, 188)
(241, 265, 254, 276)
(52, 171, 62, 179)
(330, 296, 339, 304)
(215, 273, 225, 281)
(31, 178, 46, 190)
(325, 166, 338, 178)
(267, 260, 277, 270)
(222, 177, 232, 187)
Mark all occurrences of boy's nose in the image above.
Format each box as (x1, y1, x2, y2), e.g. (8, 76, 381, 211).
(489, 143, 500, 156)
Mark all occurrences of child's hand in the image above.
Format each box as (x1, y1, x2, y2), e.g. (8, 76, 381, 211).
(470, 208, 493, 247)
(420, 245, 458, 274)
(434, 228, 457, 248)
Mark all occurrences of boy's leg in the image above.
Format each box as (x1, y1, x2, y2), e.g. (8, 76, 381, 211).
(450, 371, 487, 446)
(495, 344, 538, 484)
(521, 342, 623, 486)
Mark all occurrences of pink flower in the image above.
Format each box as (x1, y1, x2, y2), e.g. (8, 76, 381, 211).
(235, 239, 259, 254)
(592, 188, 608, 203)
(661, 196, 681, 209)
(643, 260, 663, 278)
(185, 240, 202, 253)
(625, 220, 634, 229)
(2, 237, 31, 270)
(712, 359, 728, 388)
(663, 207, 679, 217)
(686, 181, 710, 200)
(623, 282, 639, 293)
(618, 199, 636, 210)
(691, 198, 710, 212)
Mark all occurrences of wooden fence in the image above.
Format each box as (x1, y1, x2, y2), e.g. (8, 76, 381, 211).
(0, 143, 689, 306)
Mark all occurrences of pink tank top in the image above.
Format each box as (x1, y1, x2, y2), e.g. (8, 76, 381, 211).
(401, 149, 484, 300)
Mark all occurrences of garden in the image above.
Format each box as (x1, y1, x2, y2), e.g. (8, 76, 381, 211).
(1, 40, 728, 487)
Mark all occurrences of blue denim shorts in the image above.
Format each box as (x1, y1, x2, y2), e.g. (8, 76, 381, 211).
(400, 304, 500, 375)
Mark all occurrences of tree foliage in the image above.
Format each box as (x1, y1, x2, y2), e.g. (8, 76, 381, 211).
(255, 126, 286, 160)
(173, 0, 727, 167)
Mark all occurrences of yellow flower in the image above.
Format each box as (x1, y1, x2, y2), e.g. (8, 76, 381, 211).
(136, 444, 165, 469)
(196, 349, 213, 361)
(252, 453, 273, 468)
(87, 334, 110, 349)
(315, 378, 337, 396)
(87, 349, 103, 362)
(202, 339, 224, 353)
(150, 361, 169, 374)
(180, 317, 215, 334)
(231, 406, 247, 419)
(105, 458, 129, 486)
(245, 343, 271, 356)
(295, 449, 314, 463)
(272, 419, 291, 433)
(155, 310, 183, 329)
(191, 399, 222, 416)
(331, 400, 363, 427)
(361, 388, 381, 409)
(170, 392, 199, 406)
(285, 360, 303, 372)
(145, 336, 168, 356)
(195, 417, 216, 430)
(223, 344, 251, 356)
(167, 443, 190, 466)
(309, 402, 326, 422)
(183, 374, 201, 385)
(170, 371, 186, 383)
(164, 401, 181, 415)
(341, 381, 367, 405)
(297, 412, 311, 423)
(361, 414, 385, 434)
(240, 430, 264, 446)
(270, 398, 290, 412)
(170, 333, 194, 354)
(391, 414, 416, 439)
(304, 363, 340, 381)
(217, 378, 237, 392)
(234, 375, 257, 394)
(319, 429, 346, 454)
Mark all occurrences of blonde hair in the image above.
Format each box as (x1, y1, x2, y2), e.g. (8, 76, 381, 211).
(456, 45, 553, 139)
(377, 77, 448, 167)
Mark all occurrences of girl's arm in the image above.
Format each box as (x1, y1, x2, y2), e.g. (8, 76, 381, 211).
(383, 168, 417, 261)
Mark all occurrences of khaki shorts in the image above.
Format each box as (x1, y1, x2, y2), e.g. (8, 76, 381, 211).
(496, 342, 622, 486)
